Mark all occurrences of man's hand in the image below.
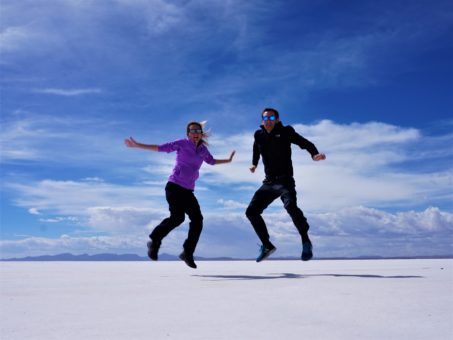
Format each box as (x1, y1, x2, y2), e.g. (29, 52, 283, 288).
(249, 165, 257, 173)
(312, 153, 326, 161)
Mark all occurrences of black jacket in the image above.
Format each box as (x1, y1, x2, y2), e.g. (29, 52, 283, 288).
(252, 122, 319, 180)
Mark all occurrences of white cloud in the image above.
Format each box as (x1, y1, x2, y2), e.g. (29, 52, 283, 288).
(0, 26, 36, 52)
(4, 119, 452, 226)
(196, 120, 452, 211)
(0, 113, 137, 164)
(86, 206, 165, 233)
(299, 120, 420, 152)
(115, 0, 184, 34)
(28, 208, 41, 215)
(38, 216, 78, 223)
(2, 118, 452, 258)
(34, 88, 102, 96)
(217, 199, 248, 209)
(7, 179, 165, 217)
(312, 206, 453, 237)
(2, 206, 452, 259)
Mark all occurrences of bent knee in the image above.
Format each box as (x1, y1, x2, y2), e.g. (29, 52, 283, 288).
(285, 204, 305, 218)
(246, 206, 260, 219)
(191, 215, 203, 224)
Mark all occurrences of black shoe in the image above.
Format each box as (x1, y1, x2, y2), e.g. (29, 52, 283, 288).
(147, 240, 161, 261)
(256, 245, 276, 262)
(301, 240, 313, 261)
(179, 251, 197, 269)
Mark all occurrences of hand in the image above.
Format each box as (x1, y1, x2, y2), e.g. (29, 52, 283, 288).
(124, 137, 138, 148)
(312, 153, 326, 161)
(249, 165, 257, 173)
(229, 150, 236, 162)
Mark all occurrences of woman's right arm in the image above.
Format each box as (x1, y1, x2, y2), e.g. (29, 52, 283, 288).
(124, 137, 158, 151)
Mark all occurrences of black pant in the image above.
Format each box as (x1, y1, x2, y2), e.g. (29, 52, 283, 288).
(150, 182, 203, 255)
(246, 177, 310, 248)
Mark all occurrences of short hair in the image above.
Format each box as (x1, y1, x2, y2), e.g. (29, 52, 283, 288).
(262, 108, 279, 119)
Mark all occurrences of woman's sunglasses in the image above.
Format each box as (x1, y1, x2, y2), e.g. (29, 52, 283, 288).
(188, 129, 203, 134)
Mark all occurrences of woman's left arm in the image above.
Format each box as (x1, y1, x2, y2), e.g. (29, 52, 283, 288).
(214, 150, 236, 165)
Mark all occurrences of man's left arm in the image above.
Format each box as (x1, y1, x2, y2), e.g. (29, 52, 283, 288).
(289, 126, 326, 161)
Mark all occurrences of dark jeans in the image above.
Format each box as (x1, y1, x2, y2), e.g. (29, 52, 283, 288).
(245, 177, 310, 248)
(150, 182, 203, 255)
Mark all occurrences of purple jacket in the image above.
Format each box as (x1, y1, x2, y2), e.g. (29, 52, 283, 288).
(158, 138, 215, 190)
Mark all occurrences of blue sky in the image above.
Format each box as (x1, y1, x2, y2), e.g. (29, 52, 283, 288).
(1, 0, 452, 259)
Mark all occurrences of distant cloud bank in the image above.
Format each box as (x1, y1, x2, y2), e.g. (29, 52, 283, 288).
(33, 88, 102, 96)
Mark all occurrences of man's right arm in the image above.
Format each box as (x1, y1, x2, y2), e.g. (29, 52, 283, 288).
(250, 132, 260, 173)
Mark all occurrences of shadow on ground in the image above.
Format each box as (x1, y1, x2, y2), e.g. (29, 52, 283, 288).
(193, 273, 423, 281)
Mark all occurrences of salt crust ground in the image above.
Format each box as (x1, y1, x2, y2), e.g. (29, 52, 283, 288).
(1, 259, 452, 340)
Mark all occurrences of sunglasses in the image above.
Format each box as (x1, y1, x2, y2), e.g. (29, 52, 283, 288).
(188, 129, 203, 134)
(262, 115, 276, 121)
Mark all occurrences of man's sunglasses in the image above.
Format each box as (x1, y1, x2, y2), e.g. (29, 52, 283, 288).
(262, 115, 276, 121)
(189, 129, 203, 134)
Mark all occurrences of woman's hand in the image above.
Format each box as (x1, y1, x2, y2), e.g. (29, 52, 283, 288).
(229, 150, 236, 162)
(214, 151, 236, 165)
(124, 137, 138, 148)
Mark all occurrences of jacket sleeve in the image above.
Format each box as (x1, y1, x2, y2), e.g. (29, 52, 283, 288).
(252, 131, 260, 166)
(157, 139, 181, 153)
(288, 126, 319, 157)
(200, 146, 216, 165)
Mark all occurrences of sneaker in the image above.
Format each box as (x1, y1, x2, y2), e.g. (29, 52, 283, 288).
(256, 245, 276, 262)
(147, 240, 161, 261)
(179, 251, 197, 269)
(301, 240, 313, 261)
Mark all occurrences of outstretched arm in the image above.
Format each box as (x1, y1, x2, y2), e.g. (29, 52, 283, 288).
(289, 127, 326, 161)
(124, 137, 158, 151)
(214, 150, 235, 165)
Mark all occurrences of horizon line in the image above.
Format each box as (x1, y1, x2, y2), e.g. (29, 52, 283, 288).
(2, 252, 452, 262)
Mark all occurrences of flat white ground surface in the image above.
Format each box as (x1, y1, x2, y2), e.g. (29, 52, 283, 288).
(1, 259, 452, 340)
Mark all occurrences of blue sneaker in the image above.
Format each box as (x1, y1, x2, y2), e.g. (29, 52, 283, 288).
(256, 245, 276, 262)
(301, 241, 313, 261)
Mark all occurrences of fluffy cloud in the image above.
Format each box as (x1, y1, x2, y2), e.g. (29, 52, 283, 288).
(2, 206, 452, 259)
(0, 25, 38, 52)
(198, 120, 452, 211)
(86, 206, 166, 233)
(2, 119, 452, 258)
(311, 206, 453, 237)
(33, 88, 102, 96)
(7, 179, 165, 216)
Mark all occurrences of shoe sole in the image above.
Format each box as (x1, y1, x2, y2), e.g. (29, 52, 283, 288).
(256, 247, 276, 262)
